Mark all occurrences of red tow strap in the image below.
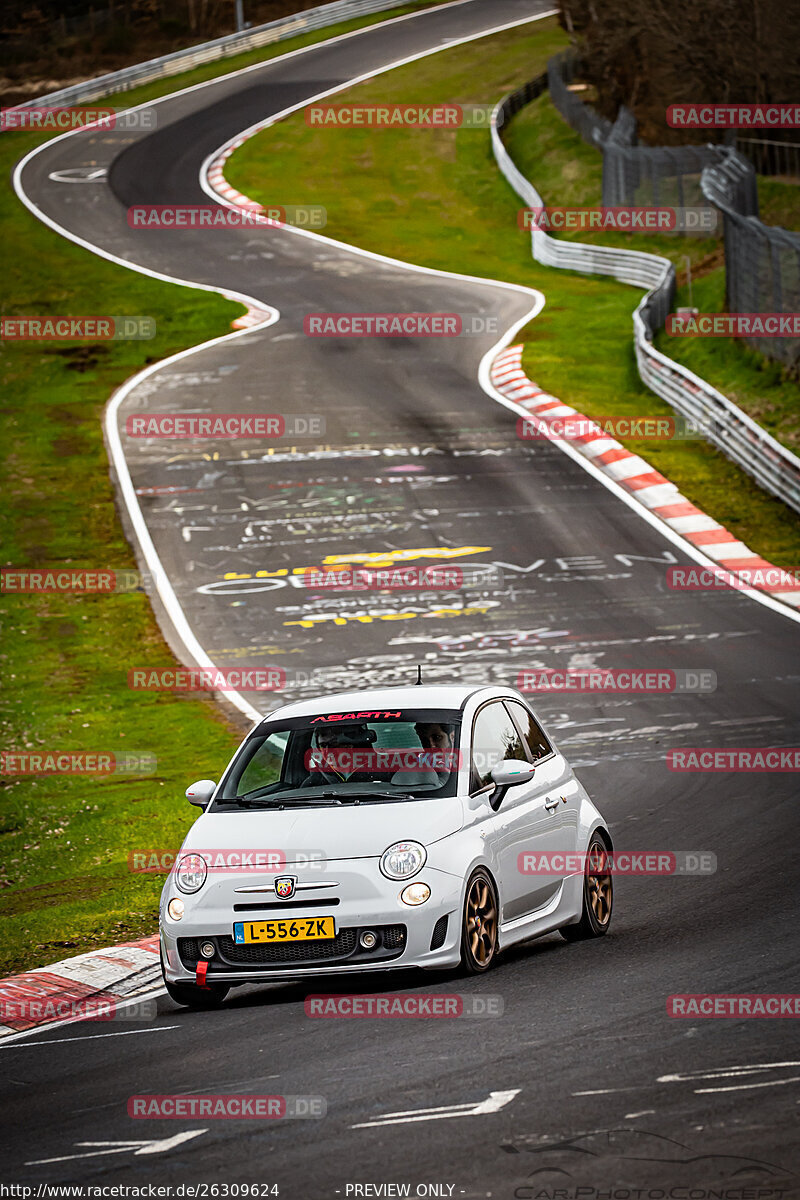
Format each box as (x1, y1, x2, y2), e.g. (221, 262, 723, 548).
(195, 959, 209, 988)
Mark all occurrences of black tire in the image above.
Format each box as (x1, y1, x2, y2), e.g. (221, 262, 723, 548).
(560, 834, 613, 942)
(460, 868, 499, 973)
(161, 951, 230, 1009)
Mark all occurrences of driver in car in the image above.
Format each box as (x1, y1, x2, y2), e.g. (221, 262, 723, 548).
(413, 721, 458, 782)
(304, 722, 383, 787)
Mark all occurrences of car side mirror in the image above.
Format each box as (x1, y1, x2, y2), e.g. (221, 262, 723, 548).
(186, 779, 216, 808)
(487, 759, 535, 808)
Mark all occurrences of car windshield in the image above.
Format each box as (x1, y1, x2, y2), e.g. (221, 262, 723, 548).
(214, 708, 463, 808)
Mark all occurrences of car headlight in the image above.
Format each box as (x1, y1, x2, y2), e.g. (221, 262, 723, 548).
(175, 852, 207, 894)
(380, 840, 426, 880)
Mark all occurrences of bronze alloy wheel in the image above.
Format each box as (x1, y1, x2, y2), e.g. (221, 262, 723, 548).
(461, 869, 498, 972)
(586, 841, 612, 927)
(561, 835, 614, 941)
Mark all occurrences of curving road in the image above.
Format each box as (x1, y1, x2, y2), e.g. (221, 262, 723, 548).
(4, 0, 800, 1193)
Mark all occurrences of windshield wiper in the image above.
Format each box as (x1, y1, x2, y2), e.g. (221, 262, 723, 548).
(320, 790, 416, 803)
(219, 794, 338, 808)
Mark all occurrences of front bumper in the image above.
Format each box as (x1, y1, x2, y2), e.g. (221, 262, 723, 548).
(160, 861, 463, 984)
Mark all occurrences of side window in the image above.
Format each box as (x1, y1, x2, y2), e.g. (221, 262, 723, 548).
(470, 702, 526, 793)
(506, 701, 551, 761)
(235, 730, 289, 796)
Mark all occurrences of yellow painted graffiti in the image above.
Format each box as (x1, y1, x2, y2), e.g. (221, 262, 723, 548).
(222, 545, 491, 581)
(284, 604, 498, 629)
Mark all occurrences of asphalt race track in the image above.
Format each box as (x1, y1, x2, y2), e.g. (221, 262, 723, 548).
(4, 0, 800, 1193)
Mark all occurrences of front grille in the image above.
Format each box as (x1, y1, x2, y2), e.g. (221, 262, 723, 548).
(382, 925, 407, 950)
(430, 914, 448, 950)
(178, 924, 406, 970)
(218, 929, 357, 964)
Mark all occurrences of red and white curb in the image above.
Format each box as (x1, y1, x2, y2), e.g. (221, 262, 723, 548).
(0, 935, 161, 1039)
(491, 344, 800, 609)
(207, 143, 287, 330)
(202, 57, 800, 615)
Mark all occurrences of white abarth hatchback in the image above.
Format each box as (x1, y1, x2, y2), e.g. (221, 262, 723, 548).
(160, 685, 613, 1007)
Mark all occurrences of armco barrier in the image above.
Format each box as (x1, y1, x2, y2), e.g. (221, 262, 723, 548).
(491, 80, 800, 516)
(6, 0, 439, 111)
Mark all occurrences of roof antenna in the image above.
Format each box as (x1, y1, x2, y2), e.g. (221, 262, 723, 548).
(415, 664, 422, 685)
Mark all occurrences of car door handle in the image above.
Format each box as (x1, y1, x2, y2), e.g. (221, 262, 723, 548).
(544, 797, 560, 812)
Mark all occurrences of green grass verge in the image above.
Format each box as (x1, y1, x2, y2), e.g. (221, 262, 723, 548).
(0, 0, 449, 978)
(505, 94, 800, 455)
(226, 17, 800, 566)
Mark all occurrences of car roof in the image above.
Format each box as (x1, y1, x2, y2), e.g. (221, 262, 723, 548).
(257, 684, 501, 725)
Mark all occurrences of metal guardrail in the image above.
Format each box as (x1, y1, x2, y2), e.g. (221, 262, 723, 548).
(549, 50, 722, 219)
(491, 79, 800, 517)
(701, 149, 800, 372)
(7, 0, 432, 111)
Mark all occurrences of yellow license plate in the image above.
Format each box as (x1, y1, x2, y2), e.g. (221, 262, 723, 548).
(234, 917, 335, 944)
